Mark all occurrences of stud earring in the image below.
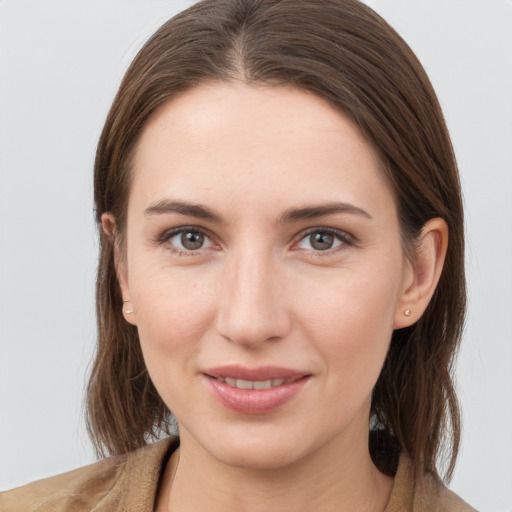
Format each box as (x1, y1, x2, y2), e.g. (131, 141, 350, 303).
(404, 309, 412, 316)
(125, 309, 133, 314)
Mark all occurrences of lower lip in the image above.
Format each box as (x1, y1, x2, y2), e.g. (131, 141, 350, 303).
(205, 376, 310, 415)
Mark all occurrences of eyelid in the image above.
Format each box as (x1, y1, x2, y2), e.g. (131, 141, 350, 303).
(292, 227, 356, 252)
(155, 225, 355, 255)
(157, 225, 218, 254)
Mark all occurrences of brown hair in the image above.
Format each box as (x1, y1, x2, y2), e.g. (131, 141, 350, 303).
(88, 0, 465, 482)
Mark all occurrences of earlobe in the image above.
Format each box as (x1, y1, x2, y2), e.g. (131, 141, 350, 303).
(101, 213, 137, 326)
(394, 218, 448, 329)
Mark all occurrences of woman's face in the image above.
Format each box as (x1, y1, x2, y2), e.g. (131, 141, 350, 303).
(117, 83, 415, 469)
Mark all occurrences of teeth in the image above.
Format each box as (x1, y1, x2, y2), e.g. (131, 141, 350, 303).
(218, 377, 292, 389)
(253, 380, 273, 389)
(235, 379, 253, 389)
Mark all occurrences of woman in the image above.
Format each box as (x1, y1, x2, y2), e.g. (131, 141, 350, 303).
(1, 0, 476, 510)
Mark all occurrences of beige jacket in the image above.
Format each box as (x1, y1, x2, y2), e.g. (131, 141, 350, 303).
(0, 438, 477, 511)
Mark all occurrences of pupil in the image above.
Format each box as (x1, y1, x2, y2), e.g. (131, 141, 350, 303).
(310, 232, 333, 250)
(181, 231, 204, 250)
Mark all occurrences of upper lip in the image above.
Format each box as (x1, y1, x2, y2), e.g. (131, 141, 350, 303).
(204, 365, 310, 381)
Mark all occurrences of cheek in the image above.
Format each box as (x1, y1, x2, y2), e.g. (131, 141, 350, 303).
(295, 266, 400, 381)
(129, 263, 218, 373)
(130, 270, 219, 412)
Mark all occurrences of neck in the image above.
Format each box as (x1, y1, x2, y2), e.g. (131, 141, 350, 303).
(158, 428, 393, 512)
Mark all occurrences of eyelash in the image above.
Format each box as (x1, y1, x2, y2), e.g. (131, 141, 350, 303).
(292, 227, 354, 255)
(157, 226, 217, 256)
(157, 226, 355, 256)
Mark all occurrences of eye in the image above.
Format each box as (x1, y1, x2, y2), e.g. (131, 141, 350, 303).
(162, 227, 215, 254)
(296, 229, 349, 252)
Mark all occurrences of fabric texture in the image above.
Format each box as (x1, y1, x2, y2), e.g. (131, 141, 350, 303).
(0, 437, 477, 511)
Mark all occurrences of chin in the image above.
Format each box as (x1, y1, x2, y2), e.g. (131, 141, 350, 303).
(186, 419, 326, 471)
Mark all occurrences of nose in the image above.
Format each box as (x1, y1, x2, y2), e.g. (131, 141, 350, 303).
(214, 248, 292, 348)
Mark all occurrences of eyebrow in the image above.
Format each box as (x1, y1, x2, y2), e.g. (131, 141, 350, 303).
(278, 202, 372, 223)
(145, 200, 223, 222)
(144, 199, 371, 223)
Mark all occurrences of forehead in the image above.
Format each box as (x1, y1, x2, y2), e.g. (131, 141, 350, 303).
(137, 82, 372, 158)
(129, 82, 394, 218)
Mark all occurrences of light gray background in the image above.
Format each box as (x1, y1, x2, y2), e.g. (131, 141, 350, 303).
(1, 1, 511, 510)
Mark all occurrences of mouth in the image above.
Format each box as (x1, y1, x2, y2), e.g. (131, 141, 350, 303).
(204, 365, 310, 385)
(203, 366, 311, 415)
(210, 376, 304, 390)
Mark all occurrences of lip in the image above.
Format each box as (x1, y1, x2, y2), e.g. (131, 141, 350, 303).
(204, 365, 311, 415)
(205, 365, 308, 381)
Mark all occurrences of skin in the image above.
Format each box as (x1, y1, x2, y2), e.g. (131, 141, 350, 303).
(103, 83, 448, 512)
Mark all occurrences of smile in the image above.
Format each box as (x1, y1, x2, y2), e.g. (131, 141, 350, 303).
(213, 377, 300, 390)
(204, 366, 311, 414)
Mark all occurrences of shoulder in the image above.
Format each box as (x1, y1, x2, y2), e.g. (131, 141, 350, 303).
(0, 437, 177, 512)
(418, 482, 478, 512)
(0, 454, 126, 512)
(433, 487, 479, 512)
(386, 454, 478, 512)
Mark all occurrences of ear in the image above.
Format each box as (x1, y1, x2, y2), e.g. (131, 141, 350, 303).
(101, 213, 137, 326)
(394, 218, 448, 329)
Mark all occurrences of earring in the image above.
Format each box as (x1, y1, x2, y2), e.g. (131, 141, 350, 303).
(125, 309, 133, 314)
(404, 309, 412, 316)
